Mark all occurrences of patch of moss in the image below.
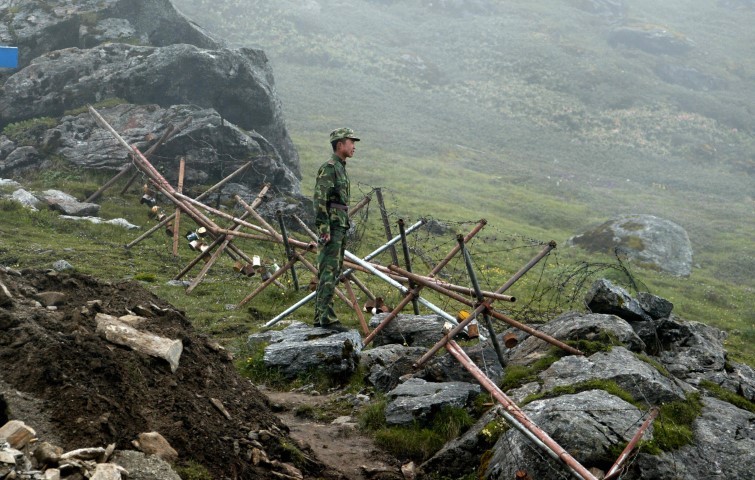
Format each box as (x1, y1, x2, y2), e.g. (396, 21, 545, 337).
(500, 349, 566, 391)
(635, 353, 672, 378)
(64, 98, 128, 116)
(478, 416, 510, 444)
(134, 272, 157, 282)
(522, 379, 641, 408)
(624, 235, 645, 251)
(175, 461, 212, 480)
(2, 117, 58, 146)
(646, 392, 703, 452)
(566, 330, 622, 356)
(620, 221, 645, 231)
(700, 380, 755, 414)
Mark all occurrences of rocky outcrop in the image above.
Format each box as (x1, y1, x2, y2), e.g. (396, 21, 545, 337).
(631, 397, 755, 480)
(384, 378, 480, 426)
(567, 214, 693, 276)
(485, 389, 646, 480)
(0, 0, 220, 72)
(368, 313, 448, 347)
(0, 43, 298, 177)
(0, 0, 301, 198)
(248, 322, 363, 380)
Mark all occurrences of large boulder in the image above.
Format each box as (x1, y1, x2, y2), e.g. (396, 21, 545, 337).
(48, 103, 299, 195)
(368, 313, 447, 348)
(247, 321, 363, 380)
(0, 0, 219, 72)
(629, 397, 755, 480)
(0, 43, 299, 176)
(384, 378, 480, 426)
(484, 389, 646, 480)
(39, 190, 100, 217)
(539, 346, 686, 404)
(360, 344, 428, 392)
(506, 312, 645, 367)
(655, 316, 728, 379)
(567, 214, 693, 276)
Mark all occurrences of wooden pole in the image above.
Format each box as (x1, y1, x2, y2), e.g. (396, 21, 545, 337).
(172, 157, 185, 256)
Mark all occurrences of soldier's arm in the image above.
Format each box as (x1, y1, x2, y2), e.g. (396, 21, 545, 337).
(314, 164, 335, 235)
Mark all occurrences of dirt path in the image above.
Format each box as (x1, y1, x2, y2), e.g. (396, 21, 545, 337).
(263, 389, 404, 480)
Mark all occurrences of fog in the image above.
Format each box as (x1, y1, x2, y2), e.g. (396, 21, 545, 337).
(174, 0, 754, 286)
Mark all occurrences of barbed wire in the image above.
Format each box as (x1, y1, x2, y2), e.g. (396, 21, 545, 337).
(81, 126, 702, 480)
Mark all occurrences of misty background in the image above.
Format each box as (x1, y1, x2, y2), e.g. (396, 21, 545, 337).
(173, 0, 754, 288)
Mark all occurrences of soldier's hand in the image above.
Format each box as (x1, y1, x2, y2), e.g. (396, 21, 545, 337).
(318, 233, 331, 245)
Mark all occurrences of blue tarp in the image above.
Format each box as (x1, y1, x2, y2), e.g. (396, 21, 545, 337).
(0, 47, 19, 68)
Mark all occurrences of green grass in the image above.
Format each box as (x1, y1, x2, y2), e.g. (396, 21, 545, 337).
(699, 380, 755, 414)
(521, 380, 641, 408)
(644, 392, 704, 453)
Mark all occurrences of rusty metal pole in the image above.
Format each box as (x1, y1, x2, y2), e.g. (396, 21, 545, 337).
(277, 210, 299, 291)
(172, 157, 185, 256)
(176, 184, 269, 281)
(445, 340, 598, 480)
(292, 213, 377, 302)
(237, 257, 298, 307)
(398, 219, 420, 314)
(498, 240, 557, 294)
(604, 408, 659, 480)
(125, 162, 255, 249)
(343, 278, 369, 335)
(264, 219, 426, 328)
(363, 219, 488, 346)
(415, 241, 575, 368)
(375, 188, 399, 266)
(458, 234, 507, 367)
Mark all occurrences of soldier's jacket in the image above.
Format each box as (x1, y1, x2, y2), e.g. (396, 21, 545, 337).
(314, 154, 350, 235)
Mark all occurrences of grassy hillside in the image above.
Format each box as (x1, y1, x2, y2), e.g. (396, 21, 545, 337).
(1, 0, 752, 365)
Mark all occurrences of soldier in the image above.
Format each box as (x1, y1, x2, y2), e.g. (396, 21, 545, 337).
(313, 127, 360, 331)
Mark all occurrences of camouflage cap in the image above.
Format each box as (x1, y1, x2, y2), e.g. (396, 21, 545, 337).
(329, 127, 360, 143)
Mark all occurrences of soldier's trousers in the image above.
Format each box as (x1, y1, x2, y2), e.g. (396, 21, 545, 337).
(314, 225, 347, 326)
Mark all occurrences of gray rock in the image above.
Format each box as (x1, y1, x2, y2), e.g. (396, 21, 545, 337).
(629, 397, 755, 480)
(0, 178, 21, 191)
(0, 147, 40, 176)
(367, 313, 446, 347)
(572, 0, 627, 23)
(111, 449, 181, 480)
(585, 278, 651, 323)
(484, 390, 646, 480)
(35, 291, 67, 307)
(608, 25, 695, 55)
(507, 312, 645, 367)
(165, 280, 189, 287)
(55, 103, 299, 196)
(0, 43, 298, 176)
(419, 339, 505, 386)
(361, 344, 427, 392)
(384, 378, 480, 426)
(80, 18, 138, 48)
(38, 190, 100, 217)
(540, 346, 685, 404)
(3, 0, 219, 72)
(52, 260, 73, 272)
(10, 189, 40, 210)
(656, 316, 727, 378)
(637, 291, 674, 320)
(251, 322, 363, 380)
(567, 214, 693, 276)
(420, 405, 504, 478)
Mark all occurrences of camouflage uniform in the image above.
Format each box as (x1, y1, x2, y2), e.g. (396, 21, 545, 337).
(313, 128, 359, 326)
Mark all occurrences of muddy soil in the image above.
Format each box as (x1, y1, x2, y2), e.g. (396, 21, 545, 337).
(0, 268, 346, 479)
(264, 389, 404, 480)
